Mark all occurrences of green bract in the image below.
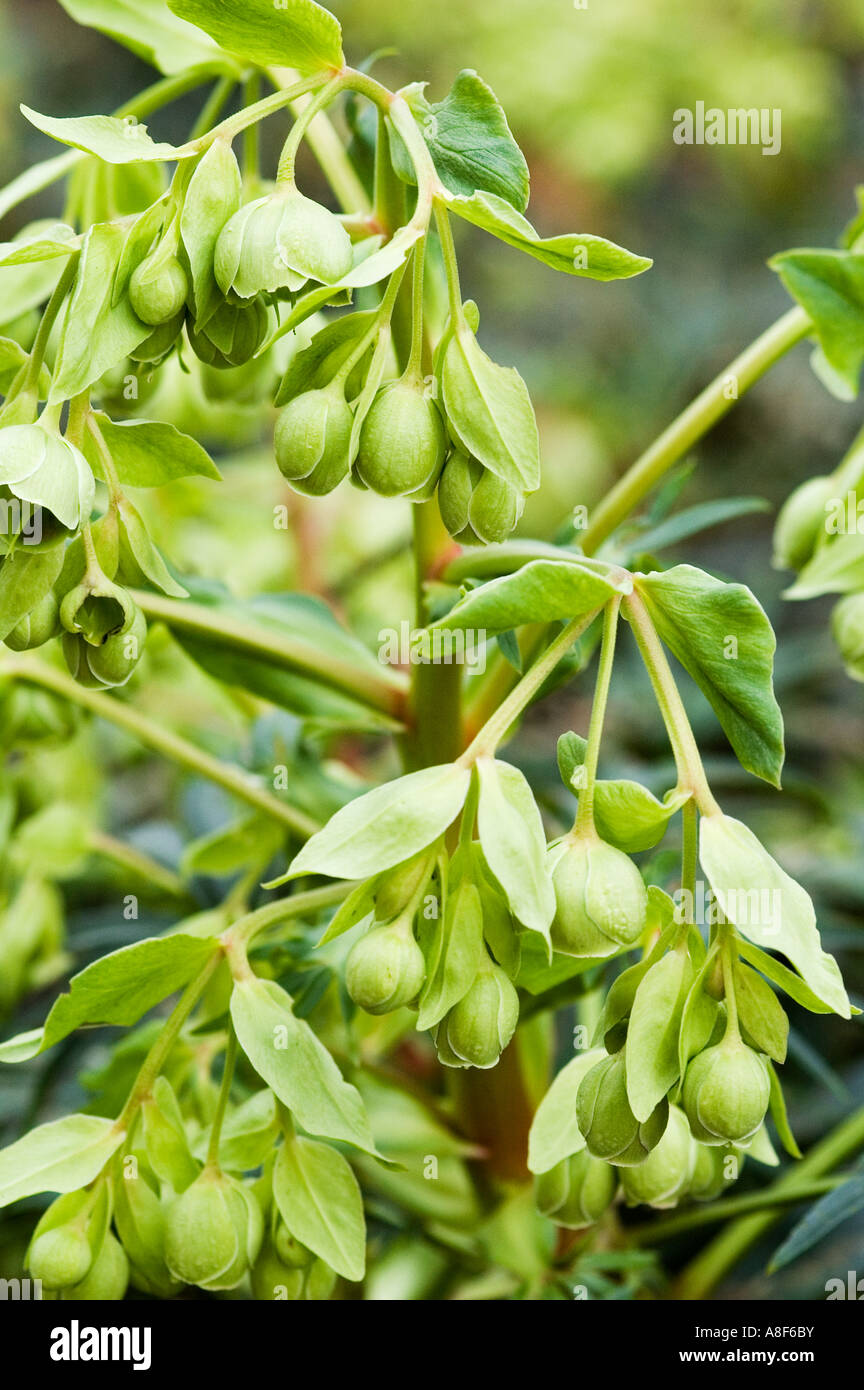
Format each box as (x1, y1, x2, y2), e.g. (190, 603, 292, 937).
(682, 1039, 770, 1146)
(356, 378, 448, 498)
(214, 185, 353, 300)
(549, 833, 648, 958)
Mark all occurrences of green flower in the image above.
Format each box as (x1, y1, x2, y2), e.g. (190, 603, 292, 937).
(345, 918, 426, 1015)
(164, 1168, 263, 1291)
(0, 421, 95, 549)
(437, 958, 519, 1069)
(550, 833, 648, 958)
(682, 1038, 770, 1146)
(534, 1151, 617, 1228)
(275, 385, 353, 496)
(618, 1105, 695, 1208)
(356, 378, 448, 498)
(576, 1049, 668, 1165)
(214, 185, 353, 300)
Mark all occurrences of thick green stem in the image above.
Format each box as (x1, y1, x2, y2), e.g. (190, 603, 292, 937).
(674, 1103, 864, 1298)
(1, 656, 318, 838)
(129, 589, 406, 719)
(581, 307, 812, 555)
(623, 589, 719, 814)
(405, 501, 463, 769)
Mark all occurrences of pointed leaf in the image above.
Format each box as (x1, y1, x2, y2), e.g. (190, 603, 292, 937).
(274, 1135, 365, 1281)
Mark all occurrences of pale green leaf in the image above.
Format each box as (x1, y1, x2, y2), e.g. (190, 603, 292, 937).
(435, 559, 629, 636)
(274, 1135, 365, 1281)
(230, 976, 378, 1154)
(0, 1115, 124, 1208)
(475, 756, 554, 941)
(21, 106, 198, 164)
(700, 813, 850, 1018)
(527, 1048, 605, 1174)
(447, 188, 652, 281)
(278, 764, 470, 883)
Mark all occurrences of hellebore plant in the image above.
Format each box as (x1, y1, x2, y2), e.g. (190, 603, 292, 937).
(0, 0, 861, 1305)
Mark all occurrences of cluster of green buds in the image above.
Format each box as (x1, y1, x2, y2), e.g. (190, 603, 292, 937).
(773, 427, 864, 681)
(534, 1104, 742, 1226)
(325, 820, 527, 1071)
(27, 1184, 128, 1300)
(272, 253, 539, 529)
(22, 1070, 344, 1301)
(3, 529, 148, 688)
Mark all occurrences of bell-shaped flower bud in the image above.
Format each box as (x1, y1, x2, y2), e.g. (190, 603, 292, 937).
(356, 378, 447, 498)
(682, 1038, 770, 1146)
(5, 590, 61, 651)
(772, 475, 836, 571)
(345, 917, 426, 1016)
(274, 385, 353, 496)
(468, 467, 524, 545)
(534, 1150, 617, 1228)
(29, 1222, 93, 1291)
(214, 186, 353, 300)
(576, 1049, 669, 1165)
(164, 1168, 263, 1291)
(0, 420, 95, 548)
(439, 958, 519, 1069)
(188, 298, 271, 370)
(60, 1232, 129, 1301)
(250, 1238, 306, 1300)
(550, 833, 648, 958)
(129, 243, 188, 327)
(437, 450, 483, 543)
(618, 1105, 695, 1208)
(62, 604, 146, 689)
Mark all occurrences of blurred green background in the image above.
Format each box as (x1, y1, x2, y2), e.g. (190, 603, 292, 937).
(0, 0, 862, 1298)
